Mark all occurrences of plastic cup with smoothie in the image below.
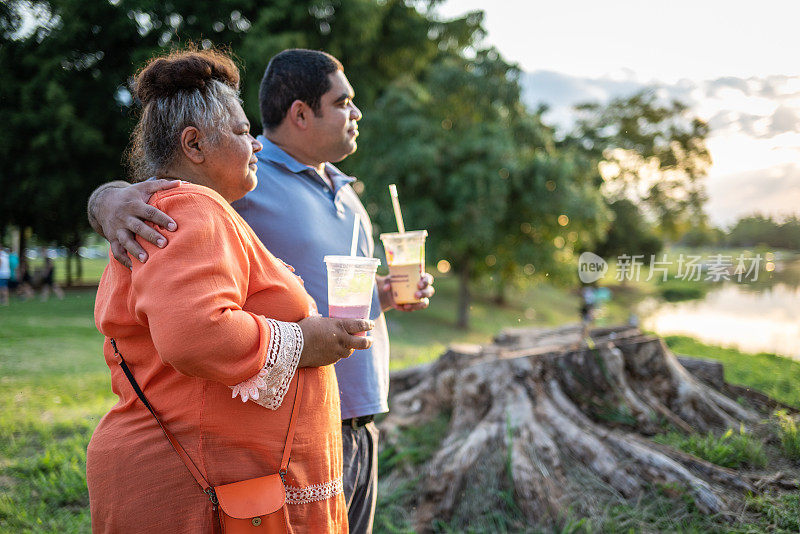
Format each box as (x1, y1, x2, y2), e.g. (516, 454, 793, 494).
(324, 255, 380, 336)
(379, 230, 428, 305)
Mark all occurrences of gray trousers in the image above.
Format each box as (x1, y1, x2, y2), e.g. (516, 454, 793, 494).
(341, 421, 379, 534)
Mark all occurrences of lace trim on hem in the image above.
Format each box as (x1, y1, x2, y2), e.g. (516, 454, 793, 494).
(284, 477, 343, 505)
(230, 319, 303, 410)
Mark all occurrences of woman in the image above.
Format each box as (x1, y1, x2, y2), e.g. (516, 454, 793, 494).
(87, 48, 368, 533)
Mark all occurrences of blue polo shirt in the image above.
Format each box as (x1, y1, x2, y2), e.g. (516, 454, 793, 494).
(232, 136, 389, 420)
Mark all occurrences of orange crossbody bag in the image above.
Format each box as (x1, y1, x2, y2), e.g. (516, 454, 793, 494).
(110, 338, 303, 533)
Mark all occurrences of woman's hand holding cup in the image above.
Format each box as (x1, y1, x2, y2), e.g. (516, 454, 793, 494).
(298, 315, 374, 367)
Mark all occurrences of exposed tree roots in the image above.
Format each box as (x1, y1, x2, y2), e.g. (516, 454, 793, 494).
(380, 325, 798, 531)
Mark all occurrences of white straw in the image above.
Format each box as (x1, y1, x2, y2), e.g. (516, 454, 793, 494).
(388, 184, 406, 233)
(350, 212, 360, 256)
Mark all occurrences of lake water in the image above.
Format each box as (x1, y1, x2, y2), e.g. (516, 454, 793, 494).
(640, 256, 800, 359)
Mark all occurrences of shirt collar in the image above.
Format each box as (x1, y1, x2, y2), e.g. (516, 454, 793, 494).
(256, 135, 355, 191)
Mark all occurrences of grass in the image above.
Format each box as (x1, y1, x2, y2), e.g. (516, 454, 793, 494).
(653, 426, 767, 469)
(773, 410, 800, 460)
(0, 290, 109, 533)
(744, 492, 800, 532)
(563, 485, 800, 533)
(664, 335, 800, 408)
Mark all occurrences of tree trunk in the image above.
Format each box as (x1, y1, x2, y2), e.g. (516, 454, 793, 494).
(381, 325, 798, 532)
(72, 233, 83, 283)
(65, 248, 73, 287)
(18, 227, 27, 259)
(456, 261, 470, 330)
(492, 276, 506, 305)
(76, 251, 83, 282)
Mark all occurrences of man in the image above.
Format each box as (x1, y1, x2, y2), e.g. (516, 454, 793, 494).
(87, 49, 434, 534)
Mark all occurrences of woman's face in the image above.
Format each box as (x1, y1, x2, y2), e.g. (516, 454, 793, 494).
(203, 101, 262, 203)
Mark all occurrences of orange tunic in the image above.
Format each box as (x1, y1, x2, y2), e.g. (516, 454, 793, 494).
(87, 183, 347, 533)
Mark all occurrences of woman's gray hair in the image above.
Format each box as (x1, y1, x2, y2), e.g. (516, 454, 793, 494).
(129, 80, 241, 182)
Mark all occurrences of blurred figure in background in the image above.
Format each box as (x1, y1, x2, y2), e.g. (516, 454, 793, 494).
(16, 257, 35, 300)
(0, 246, 10, 305)
(8, 248, 19, 295)
(39, 255, 64, 301)
(580, 284, 596, 340)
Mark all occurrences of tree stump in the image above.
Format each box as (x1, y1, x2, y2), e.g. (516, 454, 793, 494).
(381, 325, 799, 531)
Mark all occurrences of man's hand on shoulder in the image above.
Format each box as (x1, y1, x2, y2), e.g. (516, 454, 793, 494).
(87, 179, 180, 269)
(378, 272, 435, 312)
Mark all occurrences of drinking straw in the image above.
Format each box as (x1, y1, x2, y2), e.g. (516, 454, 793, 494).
(388, 184, 406, 233)
(350, 212, 360, 256)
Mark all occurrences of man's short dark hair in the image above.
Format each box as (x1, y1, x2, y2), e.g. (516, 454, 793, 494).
(259, 49, 343, 130)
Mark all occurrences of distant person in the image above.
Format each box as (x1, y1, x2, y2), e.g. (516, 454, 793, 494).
(8, 248, 19, 294)
(0, 246, 10, 305)
(16, 257, 35, 300)
(39, 256, 64, 301)
(580, 285, 597, 339)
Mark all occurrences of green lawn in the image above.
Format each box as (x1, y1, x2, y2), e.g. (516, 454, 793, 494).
(665, 335, 800, 408)
(2, 280, 800, 532)
(0, 291, 107, 533)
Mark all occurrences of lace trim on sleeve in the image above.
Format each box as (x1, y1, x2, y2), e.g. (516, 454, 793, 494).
(284, 477, 344, 505)
(230, 319, 303, 410)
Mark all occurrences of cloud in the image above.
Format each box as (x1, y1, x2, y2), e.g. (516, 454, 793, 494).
(770, 105, 800, 136)
(520, 71, 800, 225)
(520, 70, 645, 130)
(705, 163, 800, 226)
(522, 72, 800, 142)
(706, 76, 749, 96)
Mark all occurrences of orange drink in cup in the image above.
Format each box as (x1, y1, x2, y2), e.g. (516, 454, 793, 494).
(379, 230, 427, 305)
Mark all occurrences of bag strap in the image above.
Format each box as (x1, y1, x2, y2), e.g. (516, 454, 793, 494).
(110, 338, 304, 492)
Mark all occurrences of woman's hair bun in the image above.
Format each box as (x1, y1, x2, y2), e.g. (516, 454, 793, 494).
(134, 47, 240, 105)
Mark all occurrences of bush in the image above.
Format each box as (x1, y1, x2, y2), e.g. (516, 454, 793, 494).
(774, 410, 800, 460)
(657, 279, 707, 302)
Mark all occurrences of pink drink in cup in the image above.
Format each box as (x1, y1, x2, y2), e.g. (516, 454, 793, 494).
(324, 256, 380, 336)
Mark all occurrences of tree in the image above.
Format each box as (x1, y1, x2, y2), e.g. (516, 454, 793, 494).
(492, 113, 609, 302)
(347, 50, 518, 328)
(726, 215, 800, 251)
(570, 91, 712, 240)
(594, 199, 663, 262)
(349, 49, 609, 328)
(1, 0, 473, 282)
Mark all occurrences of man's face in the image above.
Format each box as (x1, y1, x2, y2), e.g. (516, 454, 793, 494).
(306, 70, 362, 163)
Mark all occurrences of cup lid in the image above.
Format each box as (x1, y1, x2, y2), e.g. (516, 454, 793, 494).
(379, 230, 428, 240)
(324, 255, 381, 267)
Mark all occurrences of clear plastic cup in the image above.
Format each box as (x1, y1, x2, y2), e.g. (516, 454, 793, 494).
(379, 230, 428, 305)
(324, 256, 380, 336)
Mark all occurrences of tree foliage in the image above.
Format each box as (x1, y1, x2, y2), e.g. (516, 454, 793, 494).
(571, 91, 711, 239)
(594, 199, 663, 261)
(347, 49, 609, 327)
(726, 215, 800, 251)
(0, 0, 472, 281)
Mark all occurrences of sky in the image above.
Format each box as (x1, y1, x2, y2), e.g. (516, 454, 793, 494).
(436, 0, 800, 227)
